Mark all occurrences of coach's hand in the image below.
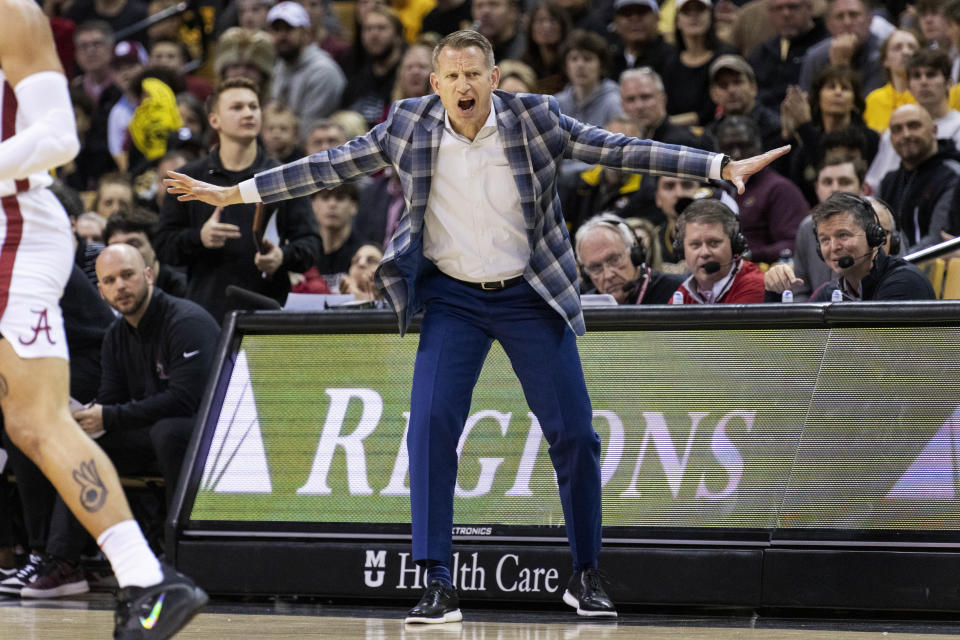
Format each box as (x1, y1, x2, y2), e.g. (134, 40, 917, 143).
(721, 145, 791, 195)
(164, 171, 244, 207)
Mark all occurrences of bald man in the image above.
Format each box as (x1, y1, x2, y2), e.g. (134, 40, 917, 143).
(73, 244, 221, 508)
(866, 197, 906, 257)
(878, 104, 960, 251)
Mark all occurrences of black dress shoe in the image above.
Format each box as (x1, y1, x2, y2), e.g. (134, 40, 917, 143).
(562, 568, 617, 617)
(405, 580, 463, 624)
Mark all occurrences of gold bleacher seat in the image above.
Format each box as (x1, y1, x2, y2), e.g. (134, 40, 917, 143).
(918, 258, 947, 299)
(940, 258, 960, 299)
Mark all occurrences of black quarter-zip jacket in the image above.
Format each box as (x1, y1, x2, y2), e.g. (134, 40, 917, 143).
(99, 289, 221, 432)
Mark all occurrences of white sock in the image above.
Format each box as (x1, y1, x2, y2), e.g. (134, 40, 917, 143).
(97, 520, 164, 589)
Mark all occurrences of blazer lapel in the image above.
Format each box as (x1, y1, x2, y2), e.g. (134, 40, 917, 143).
(406, 98, 446, 236)
(494, 93, 538, 230)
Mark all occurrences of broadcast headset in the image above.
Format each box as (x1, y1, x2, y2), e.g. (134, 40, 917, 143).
(671, 200, 748, 261)
(598, 213, 647, 268)
(812, 193, 888, 262)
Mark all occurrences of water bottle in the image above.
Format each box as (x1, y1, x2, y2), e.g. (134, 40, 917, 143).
(831, 289, 843, 302)
(781, 290, 793, 303)
(672, 291, 684, 305)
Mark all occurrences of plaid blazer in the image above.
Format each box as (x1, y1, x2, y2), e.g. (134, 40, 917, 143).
(253, 91, 720, 335)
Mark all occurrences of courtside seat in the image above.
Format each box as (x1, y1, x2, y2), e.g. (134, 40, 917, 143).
(940, 258, 960, 299)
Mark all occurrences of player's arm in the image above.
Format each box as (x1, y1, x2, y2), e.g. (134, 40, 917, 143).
(0, 0, 80, 181)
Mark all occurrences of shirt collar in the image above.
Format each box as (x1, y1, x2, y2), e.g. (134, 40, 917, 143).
(443, 98, 498, 142)
(687, 259, 741, 303)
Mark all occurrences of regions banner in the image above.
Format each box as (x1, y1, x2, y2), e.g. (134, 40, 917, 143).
(188, 327, 960, 533)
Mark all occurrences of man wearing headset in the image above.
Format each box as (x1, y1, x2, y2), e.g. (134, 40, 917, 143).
(670, 199, 766, 304)
(765, 192, 934, 301)
(574, 213, 684, 304)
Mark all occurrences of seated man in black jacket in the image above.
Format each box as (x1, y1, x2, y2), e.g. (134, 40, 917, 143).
(575, 213, 684, 305)
(764, 192, 935, 301)
(74, 244, 221, 503)
(155, 77, 321, 323)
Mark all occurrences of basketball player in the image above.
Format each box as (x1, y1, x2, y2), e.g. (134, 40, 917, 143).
(0, 1, 206, 637)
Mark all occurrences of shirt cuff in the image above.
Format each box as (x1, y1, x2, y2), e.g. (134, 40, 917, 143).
(238, 178, 262, 203)
(708, 154, 726, 181)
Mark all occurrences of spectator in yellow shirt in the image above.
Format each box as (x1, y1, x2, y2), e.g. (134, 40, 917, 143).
(863, 29, 920, 132)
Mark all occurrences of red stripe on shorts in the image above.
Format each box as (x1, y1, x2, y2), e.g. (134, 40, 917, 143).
(0, 194, 24, 320)
(2, 82, 30, 193)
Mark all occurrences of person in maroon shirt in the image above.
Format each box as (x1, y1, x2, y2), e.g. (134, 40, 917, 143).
(715, 116, 808, 263)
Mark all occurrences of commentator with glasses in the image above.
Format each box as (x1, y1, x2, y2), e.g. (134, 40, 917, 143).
(574, 213, 684, 305)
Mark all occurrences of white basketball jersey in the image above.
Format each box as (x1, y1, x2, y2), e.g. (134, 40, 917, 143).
(0, 68, 55, 198)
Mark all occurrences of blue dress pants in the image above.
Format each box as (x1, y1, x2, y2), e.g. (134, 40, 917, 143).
(408, 271, 602, 570)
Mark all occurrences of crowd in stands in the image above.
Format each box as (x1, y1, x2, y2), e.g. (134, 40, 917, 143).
(1, 0, 958, 599)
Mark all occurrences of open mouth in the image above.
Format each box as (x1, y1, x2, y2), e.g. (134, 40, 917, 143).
(458, 98, 476, 113)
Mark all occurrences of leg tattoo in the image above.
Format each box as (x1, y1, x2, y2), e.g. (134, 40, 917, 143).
(73, 459, 107, 512)
(0, 373, 8, 399)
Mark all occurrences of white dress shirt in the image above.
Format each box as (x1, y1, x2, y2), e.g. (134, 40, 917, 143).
(422, 101, 529, 283)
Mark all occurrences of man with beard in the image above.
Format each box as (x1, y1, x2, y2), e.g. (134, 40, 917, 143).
(269, 1, 346, 129)
(866, 49, 960, 191)
(72, 244, 220, 506)
(706, 56, 782, 153)
(341, 5, 406, 127)
(878, 104, 960, 251)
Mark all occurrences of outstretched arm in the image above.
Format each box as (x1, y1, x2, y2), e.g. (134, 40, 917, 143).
(722, 146, 792, 194)
(165, 130, 392, 207)
(0, 0, 80, 181)
(163, 171, 245, 207)
(559, 105, 790, 192)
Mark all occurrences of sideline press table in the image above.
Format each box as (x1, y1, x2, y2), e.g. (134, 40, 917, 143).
(168, 302, 960, 611)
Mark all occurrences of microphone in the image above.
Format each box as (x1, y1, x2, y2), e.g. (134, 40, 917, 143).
(702, 259, 735, 274)
(834, 250, 875, 270)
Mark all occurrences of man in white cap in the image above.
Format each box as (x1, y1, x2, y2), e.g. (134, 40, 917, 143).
(269, 0, 345, 128)
(609, 0, 675, 80)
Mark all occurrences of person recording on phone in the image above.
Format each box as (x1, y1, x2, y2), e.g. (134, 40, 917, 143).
(670, 199, 766, 304)
(575, 213, 683, 304)
(797, 192, 934, 301)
